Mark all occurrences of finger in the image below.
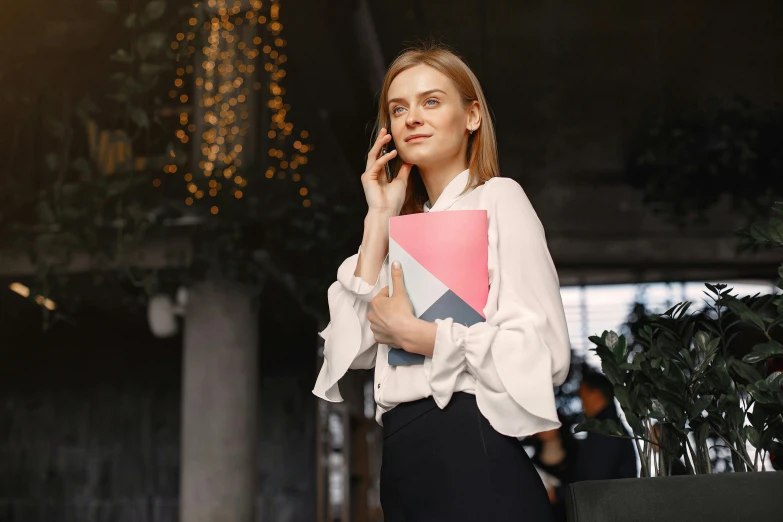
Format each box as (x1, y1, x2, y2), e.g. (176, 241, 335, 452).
(367, 129, 392, 164)
(361, 149, 398, 183)
(379, 286, 390, 297)
(370, 149, 398, 173)
(390, 261, 406, 294)
(374, 333, 391, 345)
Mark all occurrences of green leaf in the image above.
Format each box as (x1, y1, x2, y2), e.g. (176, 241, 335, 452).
(727, 404, 745, 428)
(742, 341, 783, 364)
(689, 394, 713, 420)
(749, 403, 766, 430)
(588, 335, 606, 348)
(136, 32, 167, 59)
(139, 62, 169, 78)
(714, 360, 734, 391)
(110, 48, 134, 63)
(614, 385, 631, 410)
(620, 360, 641, 371)
(693, 331, 710, 353)
(726, 298, 767, 331)
(574, 418, 625, 437)
(97, 0, 118, 13)
(71, 157, 92, 180)
(729, 358, 763, 383)
(669, 362, 687, 386)
(129, 107, 150, 129)
(650, 399, 668, 420)
(624, 410, 644, 436)
(45, 153, 59, 172)
(605, 331, 620, 351)
(36, 200, 57, 224)
(144, 0, 166, 21)
(747, 382, 778, 404)
(124, 13, 137, 28)
(765, 371, 783, 387)
(745, 425, 760, 447)
(612, 334, 628, 363)
(601, 362, 623, 386)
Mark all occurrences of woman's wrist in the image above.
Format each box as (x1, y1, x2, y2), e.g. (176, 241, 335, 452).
(399, 317, 437, 358)
(366, 208, 396, 221)
(355, 211, 391, 283)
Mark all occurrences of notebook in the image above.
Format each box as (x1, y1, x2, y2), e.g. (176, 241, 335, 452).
(387, 210, 489, 365)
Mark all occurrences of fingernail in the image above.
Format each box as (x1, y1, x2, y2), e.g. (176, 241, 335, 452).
(392, 261, 401, 269)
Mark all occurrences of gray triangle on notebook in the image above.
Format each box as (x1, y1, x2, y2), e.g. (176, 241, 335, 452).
(387, 291, 485, 366)
(419, 290, 485, 327)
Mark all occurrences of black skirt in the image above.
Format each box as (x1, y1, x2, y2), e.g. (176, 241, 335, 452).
(380, 392, 555, 522)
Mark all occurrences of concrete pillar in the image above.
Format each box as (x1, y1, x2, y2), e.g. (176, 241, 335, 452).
(180, 280, 258, 522)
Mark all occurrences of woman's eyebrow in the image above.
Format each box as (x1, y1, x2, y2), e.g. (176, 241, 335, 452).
(387, 88, 447, 106)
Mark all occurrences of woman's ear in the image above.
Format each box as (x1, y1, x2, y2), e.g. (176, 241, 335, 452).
(467, 100, 481, 132)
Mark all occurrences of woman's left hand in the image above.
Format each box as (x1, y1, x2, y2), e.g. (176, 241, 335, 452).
(368, 261, 416, 348)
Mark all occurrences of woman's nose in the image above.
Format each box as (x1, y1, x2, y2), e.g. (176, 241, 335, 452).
(406, 109, 422, 126)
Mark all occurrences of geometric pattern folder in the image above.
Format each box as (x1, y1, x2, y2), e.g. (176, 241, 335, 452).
(387, 210, 489, 365)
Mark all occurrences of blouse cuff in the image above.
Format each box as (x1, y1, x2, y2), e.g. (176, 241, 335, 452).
(312, 279, 364, 402)
(312, 250, 388, 402)
(426, 318, 469, 409)
(336, 251, 389, 303)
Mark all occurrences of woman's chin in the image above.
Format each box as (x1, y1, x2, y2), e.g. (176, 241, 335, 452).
(400, 150, 433, 168)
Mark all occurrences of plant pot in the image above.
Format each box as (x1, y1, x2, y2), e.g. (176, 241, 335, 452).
(565, 471, 783, 522)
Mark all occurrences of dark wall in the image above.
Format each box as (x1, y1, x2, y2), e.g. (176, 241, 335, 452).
(0, 285, 318, 522)
(0, 311, 182, 522)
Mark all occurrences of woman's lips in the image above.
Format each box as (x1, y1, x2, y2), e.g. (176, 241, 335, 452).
(405, 135, 431, 143)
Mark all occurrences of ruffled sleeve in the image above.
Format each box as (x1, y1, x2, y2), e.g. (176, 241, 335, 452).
(312, 249, 389, 402)
(425, 178, 571, 437)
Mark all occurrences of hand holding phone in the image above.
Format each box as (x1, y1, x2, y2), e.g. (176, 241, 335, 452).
(361, 127, 411, 216)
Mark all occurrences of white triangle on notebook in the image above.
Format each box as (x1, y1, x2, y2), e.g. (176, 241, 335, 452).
(388, 237, 449, 317)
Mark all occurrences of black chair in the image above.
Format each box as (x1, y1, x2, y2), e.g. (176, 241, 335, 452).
(566, 471, 783, 522)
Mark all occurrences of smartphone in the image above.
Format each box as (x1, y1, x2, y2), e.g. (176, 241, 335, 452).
(380, 122, 396, 183)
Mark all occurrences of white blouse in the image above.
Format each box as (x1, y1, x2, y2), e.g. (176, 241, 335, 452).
(312, 169, 571, 437)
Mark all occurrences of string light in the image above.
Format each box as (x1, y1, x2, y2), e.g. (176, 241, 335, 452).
(161, 0, 313, 210)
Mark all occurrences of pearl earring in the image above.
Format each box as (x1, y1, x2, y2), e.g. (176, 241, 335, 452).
(469, 127, 474, 134)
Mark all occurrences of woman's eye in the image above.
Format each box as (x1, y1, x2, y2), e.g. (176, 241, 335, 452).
(392, 107, 404, 115)
(425, 99, 439, 106)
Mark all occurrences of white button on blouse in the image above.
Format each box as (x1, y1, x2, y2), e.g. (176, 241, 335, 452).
(312, 169, 572, 437)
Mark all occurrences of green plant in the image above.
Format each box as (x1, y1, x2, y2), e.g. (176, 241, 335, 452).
(1, 0, 361, 329)
(577, 203, 783, 476)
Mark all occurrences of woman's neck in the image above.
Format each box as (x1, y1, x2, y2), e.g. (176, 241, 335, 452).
(419, 158, 469, 207)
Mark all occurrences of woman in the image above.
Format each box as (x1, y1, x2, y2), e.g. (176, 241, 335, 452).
(313, 43, 571, 521)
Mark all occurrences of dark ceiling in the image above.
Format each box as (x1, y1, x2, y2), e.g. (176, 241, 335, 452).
(2, 0, 782, 286)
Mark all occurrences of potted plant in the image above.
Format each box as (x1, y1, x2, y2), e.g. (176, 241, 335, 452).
(566, 203, 783, 521)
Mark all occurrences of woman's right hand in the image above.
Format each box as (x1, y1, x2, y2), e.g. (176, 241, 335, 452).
(361, 128, 413, 216)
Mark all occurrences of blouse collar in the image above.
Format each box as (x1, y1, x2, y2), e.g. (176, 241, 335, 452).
(423, 168, 473, 213)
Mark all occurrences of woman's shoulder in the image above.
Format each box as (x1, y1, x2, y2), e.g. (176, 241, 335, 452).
(477, 176, 543, 231)
(479, 176, 532, 207)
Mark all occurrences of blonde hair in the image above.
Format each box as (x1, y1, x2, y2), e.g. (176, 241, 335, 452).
(374, 42, 500, 215)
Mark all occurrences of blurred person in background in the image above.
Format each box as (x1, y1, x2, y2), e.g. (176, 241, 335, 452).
(528, 414, 578, 522)
(551, 369, 638, 506)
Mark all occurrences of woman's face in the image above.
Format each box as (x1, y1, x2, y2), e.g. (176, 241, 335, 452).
(386, 64, 477, 169)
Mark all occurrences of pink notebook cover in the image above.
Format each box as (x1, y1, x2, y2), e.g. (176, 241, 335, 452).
(387, 210, 489, 365)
